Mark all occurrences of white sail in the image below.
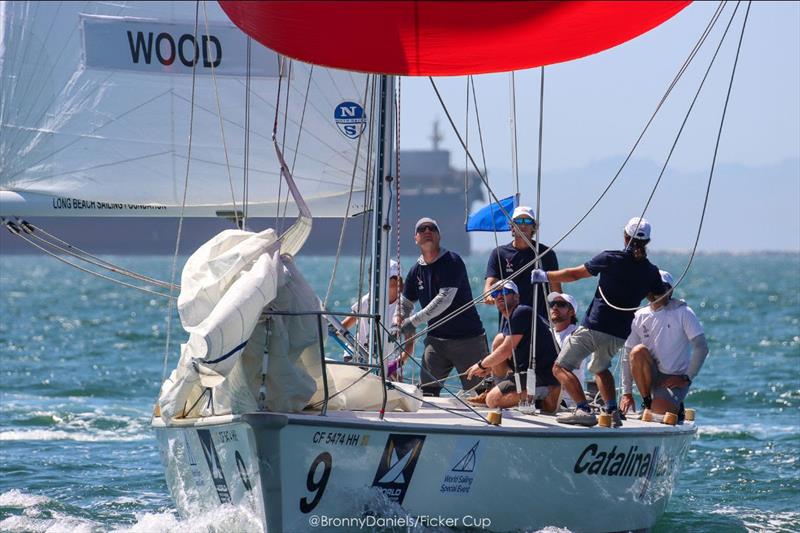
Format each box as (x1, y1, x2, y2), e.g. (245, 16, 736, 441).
(0, 1, 372, 217)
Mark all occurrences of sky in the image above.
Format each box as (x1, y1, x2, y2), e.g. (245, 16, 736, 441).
(398, 1, 800, 252)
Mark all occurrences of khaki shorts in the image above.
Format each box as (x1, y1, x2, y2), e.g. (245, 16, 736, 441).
(556, 326, 625, 374)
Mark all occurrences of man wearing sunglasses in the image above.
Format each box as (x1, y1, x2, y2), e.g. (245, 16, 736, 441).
(396, 217, 487, 396)
(484, 206, 560, 320)
(548, 292, 587, 406)
(465, 280, 560, 411)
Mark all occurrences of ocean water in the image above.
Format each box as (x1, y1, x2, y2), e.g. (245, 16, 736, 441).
(0, 251, 798, 532)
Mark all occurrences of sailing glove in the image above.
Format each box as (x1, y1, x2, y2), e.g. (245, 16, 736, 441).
(531, 269, 548, 283)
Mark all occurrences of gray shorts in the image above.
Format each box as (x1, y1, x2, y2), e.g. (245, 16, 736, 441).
(556, 326, 625, 374)
(652, 366, 690, 406)
(496, 374, 551, 399)
(421, 333, 488, 396)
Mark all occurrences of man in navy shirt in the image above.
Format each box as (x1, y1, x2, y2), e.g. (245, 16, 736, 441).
(465, 281, 560, 411)
(396, 217, 487, 396)
(531, 217, 665, 427)
(484, 206, 560, 318)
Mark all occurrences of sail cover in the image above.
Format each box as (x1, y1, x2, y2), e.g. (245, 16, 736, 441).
(219, 1, 690, 76)
(0, 1, 373, 217)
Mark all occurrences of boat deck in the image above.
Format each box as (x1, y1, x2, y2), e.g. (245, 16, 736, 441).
(272, 397, 697, 437)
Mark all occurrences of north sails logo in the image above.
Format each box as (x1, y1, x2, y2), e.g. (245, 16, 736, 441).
(505, 258, 514, 273)
(417, 275, 424, 291)
(372, 434, 425, 504)
(334, 101, 367, 139)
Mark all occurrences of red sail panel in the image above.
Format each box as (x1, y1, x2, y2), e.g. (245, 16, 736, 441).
(219, 1, 690, 76)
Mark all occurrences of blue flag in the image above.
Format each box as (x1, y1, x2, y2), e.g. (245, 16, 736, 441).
(466, 196, 516, 232)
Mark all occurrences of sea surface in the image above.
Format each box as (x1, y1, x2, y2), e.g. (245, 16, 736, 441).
(1, 252, 798, 532)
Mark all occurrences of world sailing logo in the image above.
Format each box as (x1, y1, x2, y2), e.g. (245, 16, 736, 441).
(440, 439, 482, 495)
(334, 102, 367, 139)
(371, 434, 425, 504)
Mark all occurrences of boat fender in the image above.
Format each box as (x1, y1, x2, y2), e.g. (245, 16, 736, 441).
(153, 403, 161, 418)
(662, 412, 678, 426)
(487, 410, 502, 425)
(597, 413, 612, 428)
(641, 409, 654, 422)
(684, 408, 696, 422)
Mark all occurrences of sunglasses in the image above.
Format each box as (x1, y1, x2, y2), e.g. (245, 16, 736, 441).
(416, 224, 438, 234)
(491, 288, 517, 298)
(549, 301, 571, 309)
(512, 218, 535, 226)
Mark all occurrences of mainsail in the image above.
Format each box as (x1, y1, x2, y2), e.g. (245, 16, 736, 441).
(0, 1, 372, 217)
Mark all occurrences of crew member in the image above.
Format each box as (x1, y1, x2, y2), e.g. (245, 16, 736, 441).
(531, 217, 665, 427)
(548, 291, 587, 405)
(484, 206, 560, 317)
(396, 218, 487, 396)
(466, 281, 560, 411)
(620, 270, 709, 418)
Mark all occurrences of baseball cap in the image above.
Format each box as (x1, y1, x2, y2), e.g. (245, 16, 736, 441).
(498, 280, 519, 294)
(659, 270, 674, 287)
(414, 217, 439, 233)
(547, 291, 579, 316)
(624, 217, 651, 240)
(389, 259, 401, 279)
(512, 206, 536, 221)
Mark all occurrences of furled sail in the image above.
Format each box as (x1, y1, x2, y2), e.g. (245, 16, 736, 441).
(0, 1, 372, 217)
(219, 1, 690, 76)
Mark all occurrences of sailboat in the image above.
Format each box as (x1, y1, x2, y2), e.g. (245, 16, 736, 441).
(1, 1, 750, 531)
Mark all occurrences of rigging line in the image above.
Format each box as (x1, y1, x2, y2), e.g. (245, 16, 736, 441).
(416, 2, 727, 338)
(6, 226, 174, 299)
(394, 77, 404, 379)
(510, 71, 520, 196)
(375, 323, 491, 424)
(161, 0, 201, 385)
(356, 76, 378, 326)
(599, 1, 743, 312)
(464, 77, 470, 224)
(469, 76, 504, 302)
(323, 75, 371, 309)
(203, 0, 239, 229)
(242, 35, 252, 227)
(11, 221, 178, 290)
(429, 0, 726, 265)
(389, 385, 491, 424)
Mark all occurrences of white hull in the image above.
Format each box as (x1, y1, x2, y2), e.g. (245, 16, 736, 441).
(154, 401, 695, 532)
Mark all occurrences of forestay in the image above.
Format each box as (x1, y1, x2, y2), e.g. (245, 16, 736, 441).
(0, 1, 372, 217)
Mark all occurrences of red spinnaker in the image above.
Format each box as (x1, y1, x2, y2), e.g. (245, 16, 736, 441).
(219, 1, 690, 76)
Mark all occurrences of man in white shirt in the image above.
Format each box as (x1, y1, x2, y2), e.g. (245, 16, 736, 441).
(547, 292, 587, 404)
(341, 260, 411, 378)
(620, 270, 709, 417)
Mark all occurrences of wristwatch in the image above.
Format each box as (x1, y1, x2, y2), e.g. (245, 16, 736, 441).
(477, 359, 486, 370)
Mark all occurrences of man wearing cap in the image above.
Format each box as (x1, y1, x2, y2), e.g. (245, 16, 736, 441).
(530, 216, 665, 427)
(484, 206, 560, 318)
(465, 280, 561, 411)
(396, 217, 487, 396)
(620, 270, 709, 418)
(548, 291, 587, 403)
(341, 259, 411, 378)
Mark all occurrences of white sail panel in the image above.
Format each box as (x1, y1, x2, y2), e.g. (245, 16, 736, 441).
(0, 1, 372, 217)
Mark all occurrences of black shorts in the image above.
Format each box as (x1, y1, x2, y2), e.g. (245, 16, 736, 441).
(496, 370, 558, 395)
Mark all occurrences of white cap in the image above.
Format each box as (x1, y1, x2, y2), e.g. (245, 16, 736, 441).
(547, 291, 579, 316)
(512, 206, 536, 221)
(414, 217, 439, 233)
(624, 217, 651, 240)
(389, 259, 401, 279)
(659, 270, 674, 287)
(497, 280, 519, 294)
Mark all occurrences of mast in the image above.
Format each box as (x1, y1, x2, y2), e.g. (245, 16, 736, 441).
(368, 75, 396, 364)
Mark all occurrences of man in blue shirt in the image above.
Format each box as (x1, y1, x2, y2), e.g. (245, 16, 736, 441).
(484, 206, 560, 317)
(531, 217, 665, 427)
(396, 217, 487, 396)
(465, 280, 560, 412)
